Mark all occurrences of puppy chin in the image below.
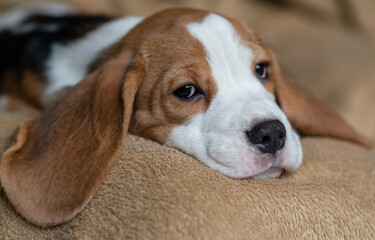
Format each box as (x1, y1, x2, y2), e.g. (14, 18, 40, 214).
(252, 167, 283, 179)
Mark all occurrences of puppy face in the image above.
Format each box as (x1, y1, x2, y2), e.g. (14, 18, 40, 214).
(128, 13, 302, 179)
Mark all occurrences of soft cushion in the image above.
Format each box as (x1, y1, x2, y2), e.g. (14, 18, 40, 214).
(0, 108, 374, 239)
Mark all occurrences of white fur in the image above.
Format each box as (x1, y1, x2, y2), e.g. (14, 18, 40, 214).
(166, 14, 303, 179)
(45, 17, 143, 95)
(0, 2, 76, 32)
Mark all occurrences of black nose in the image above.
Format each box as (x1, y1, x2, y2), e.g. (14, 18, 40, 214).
(247, 120, 286, 155)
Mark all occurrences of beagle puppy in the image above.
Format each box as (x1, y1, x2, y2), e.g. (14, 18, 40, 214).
(0, 3, 372, 227)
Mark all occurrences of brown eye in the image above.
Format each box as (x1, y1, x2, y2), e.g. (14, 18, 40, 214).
(255, 63, 269, 80)
(173, 85, 199, 100)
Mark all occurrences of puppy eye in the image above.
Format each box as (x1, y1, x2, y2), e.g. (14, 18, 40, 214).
(173, 85, 199, 100)
(255, 63, 269, 80)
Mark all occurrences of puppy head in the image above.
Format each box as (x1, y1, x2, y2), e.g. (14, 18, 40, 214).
(128, 11, 371, 178)
(0, 9, 371, 227)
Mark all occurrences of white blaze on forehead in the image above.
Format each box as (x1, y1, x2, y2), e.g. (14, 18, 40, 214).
(187, 14, 269, 97)
(166, 14, 303, 178)
(186, 13, 276, 131)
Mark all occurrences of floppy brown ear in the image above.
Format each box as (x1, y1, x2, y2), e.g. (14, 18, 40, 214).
(0, 57, 145, 227)
(275, 67, 372, 148)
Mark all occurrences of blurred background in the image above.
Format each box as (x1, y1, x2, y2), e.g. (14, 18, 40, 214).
(1, 0, 374, 140)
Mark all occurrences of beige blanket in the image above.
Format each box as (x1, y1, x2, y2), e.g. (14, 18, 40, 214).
(0, 108, 374, 239)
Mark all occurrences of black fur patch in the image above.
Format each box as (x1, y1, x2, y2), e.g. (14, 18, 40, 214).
(0, 14, 113, 89)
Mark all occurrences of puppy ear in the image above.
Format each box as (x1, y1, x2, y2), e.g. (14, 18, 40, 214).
(274, 67, 372, 148)
(0, 57, 145, 227)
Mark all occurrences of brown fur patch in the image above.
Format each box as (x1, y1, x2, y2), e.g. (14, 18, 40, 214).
(128, 13, 218, 142)
(0, 70, 45, 110)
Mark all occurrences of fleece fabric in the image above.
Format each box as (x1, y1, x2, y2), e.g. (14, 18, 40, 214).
(0, 108, 374, 239)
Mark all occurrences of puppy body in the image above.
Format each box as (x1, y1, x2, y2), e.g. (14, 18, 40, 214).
(0, 3, 371, 227)
(0, 3, 141, 108)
